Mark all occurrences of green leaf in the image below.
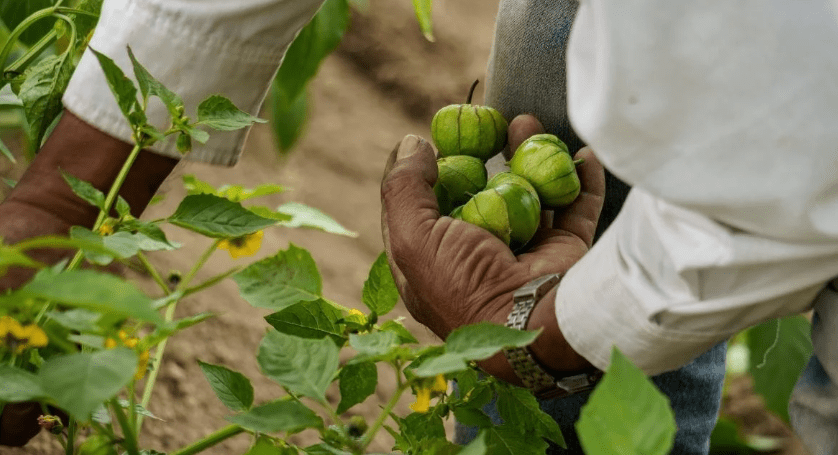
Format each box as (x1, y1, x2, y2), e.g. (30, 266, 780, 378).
(483, 425, 548, 455)
(115, 196, 131, 218)
(39, 348, 138, 419)
(71, 0, 103, 41)
(61, 171, 105, 210)
(746, 315, 812, 423)
(458, 431, 489, 455)
(2, 177, 16, 188)
(452, 406, 493, 428)
(196, 95, 266, 131)
(257, 330, 339, 401)
(117, 399, 162, 421)
(14, 268, 162, 323)
(495, 383, 565, 447)
(271, 86, 308, 152)
(233, 244, 322, 311)
(446, 323, 539, 360)
(126, 46, 182, 115)
(249, 206, 294, 222)
(19, 53, 73, 145)
(197, 360, 254, 412)
(276, 202, 357, 237)
(226, 399, 323, 433)
(121, 219, 180, 250)
(576, 347, 676, 455)
(71, 226, 178, 265)
(271, 0, 349, 152)
(246, 436, 299, 455)
(218, 183, 286, 203)
(0, 245, 41, 272)
(411, 0, 434, 41)
(182, 174, 217, 195)
(0, 137, 16, 163)
(168, 193, 277, 238)
(362, 252, 398, 315)
(89, 48, 139, 124)
(392, 410, 451, 453)
(336, 362, 377, 414)
(411, 352, 470, 376)
(349, 331, 399, 357)
(264, 300, 346, 345)
(0, 365, 45, 401)
(709, 417, 756, 454)
(46, 308, 102, 332)
(379, 319, 419, 344)
(274, 0, 349, 102)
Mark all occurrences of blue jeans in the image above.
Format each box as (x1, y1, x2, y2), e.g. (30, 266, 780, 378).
(465, 1, 728, 453)
(789, 279, 838, 455)
(454, 343, 727, 454)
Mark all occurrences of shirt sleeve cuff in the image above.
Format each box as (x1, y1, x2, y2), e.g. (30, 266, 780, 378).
(554, 224, 730, 376)
(62, 0, 323, 166)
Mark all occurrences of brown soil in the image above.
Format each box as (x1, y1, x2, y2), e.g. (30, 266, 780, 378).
(0, 1, 809, 454)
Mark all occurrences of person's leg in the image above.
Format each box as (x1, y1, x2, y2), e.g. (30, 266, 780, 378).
(454, 2, 728, 452)
(789, 280, 838, 455)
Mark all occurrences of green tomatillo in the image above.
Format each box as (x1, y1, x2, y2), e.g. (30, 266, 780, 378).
(460, 182, 541, 251)
(509, 133, 583, 207)
(434, 155, 487, 215)
(431, 80, 508, 161)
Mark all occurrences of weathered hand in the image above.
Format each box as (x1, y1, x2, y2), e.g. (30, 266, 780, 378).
(380, 114, 605, 346)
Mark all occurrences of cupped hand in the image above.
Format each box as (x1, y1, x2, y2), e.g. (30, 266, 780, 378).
(380, 114, 605, 341)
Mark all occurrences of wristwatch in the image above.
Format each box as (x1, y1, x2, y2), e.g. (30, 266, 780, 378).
(502, 274, 602, 400)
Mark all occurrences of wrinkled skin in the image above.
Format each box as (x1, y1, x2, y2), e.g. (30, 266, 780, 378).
(380, 114, 605, 382)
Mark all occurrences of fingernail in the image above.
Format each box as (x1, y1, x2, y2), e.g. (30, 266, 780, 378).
(397, 135, 421, 161)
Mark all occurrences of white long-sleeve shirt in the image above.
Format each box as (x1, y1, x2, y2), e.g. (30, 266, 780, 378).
(559, 0, 838, 374)
(63, 0, 838, 376)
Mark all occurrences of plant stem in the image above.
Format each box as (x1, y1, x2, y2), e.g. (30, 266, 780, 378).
(360, 364, 408, 449)
(465, 79, 479, 104)
(137, 239, 220, 432)
(110, 399, 140, 455)
(65, 418, 76, 455)
(137, 251, 170, 295)
(65, 142, 144, 271)
(0, 6, 58, 83)
(169, 425, 245, 455)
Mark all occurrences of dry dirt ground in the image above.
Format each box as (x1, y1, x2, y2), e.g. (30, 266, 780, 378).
(0, 0, 808, 453)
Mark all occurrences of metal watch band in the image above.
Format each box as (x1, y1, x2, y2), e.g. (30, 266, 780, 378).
(502, 274, 602, 400)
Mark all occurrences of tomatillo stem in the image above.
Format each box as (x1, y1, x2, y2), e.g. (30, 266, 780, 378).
(466, 79, 479, 104)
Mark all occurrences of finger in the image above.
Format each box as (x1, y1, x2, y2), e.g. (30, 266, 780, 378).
(552, 147, 606, 247)
(503, 114, 545, 160)
(380, 134, 439, 270)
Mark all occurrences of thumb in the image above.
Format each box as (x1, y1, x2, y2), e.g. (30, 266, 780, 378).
(381, 134, 439, 264)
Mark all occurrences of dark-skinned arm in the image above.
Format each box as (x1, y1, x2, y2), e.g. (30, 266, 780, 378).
(0, 110, 178, 446)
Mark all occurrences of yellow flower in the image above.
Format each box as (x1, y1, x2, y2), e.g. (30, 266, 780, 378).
(104, 338, 118, 349)
(345, 308, 367, 325)
(218, 230, 264, 259)
(118, 330, 139, 348)
(97, 222, 115, 236)
(135, 350, 150, 381)
(431, 374, 448, 393)
(0, 316, 48, 353)
(409, 387, 432, 413)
